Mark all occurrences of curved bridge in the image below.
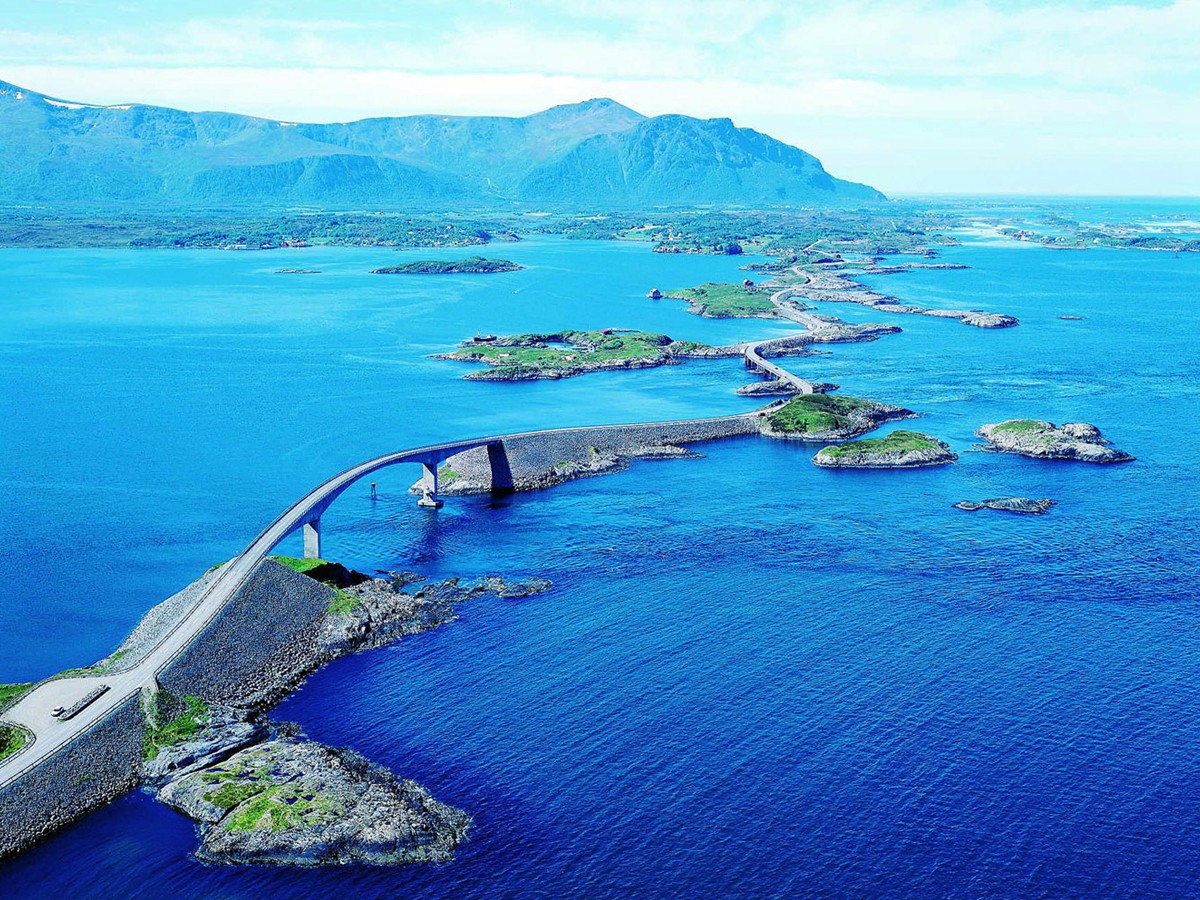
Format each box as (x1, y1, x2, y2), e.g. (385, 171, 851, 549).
(740, 284, 822, 395)
(0, 414, 752, 788)
(0, 288, 836, 791)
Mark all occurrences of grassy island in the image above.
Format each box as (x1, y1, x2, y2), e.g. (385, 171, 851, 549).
(441, 330, 720, 380)
(766, 394, 875, 435)
(989, 419, 1047, 435)
(664, 282, 776, 318)
(371, 255, 522, 275)
(819, 430, 944, 459)
(814, 431, 957, 468)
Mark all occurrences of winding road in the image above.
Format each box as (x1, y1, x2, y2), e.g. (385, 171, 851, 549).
(1, 274, 839, 789)
(0, 411, 784, 787)
(739, 281, 823, 395)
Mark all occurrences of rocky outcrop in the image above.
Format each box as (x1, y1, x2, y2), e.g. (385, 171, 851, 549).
(157, 739, 470, 866)
(158, 561, 550, 713)
(321, 574, 551, 656)
(760, 394, 917, 441)
(977, 420, 1134, 463)
(802, 315, 903, 343)
(131, 567, 549, 868)
(953, 497, 1056, 514)
(787, 268, 1018, 328)
(142, 701, 268, 786)
(813, 431, 957, 468)
(441, 330, 738, 381)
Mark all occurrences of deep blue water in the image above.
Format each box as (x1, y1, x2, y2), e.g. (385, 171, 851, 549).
(2, 215, 1199, 897)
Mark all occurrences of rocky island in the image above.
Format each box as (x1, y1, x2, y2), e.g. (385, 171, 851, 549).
(439, 330, 733, 380)
(371, 255, 522, 274)
(977, 420, 1134, 463)
(813, 431, 957, 468)
(158, 739, 470, 866)
(780, 268, 1019, 329)
(954, 497, 1056, 514)
(761, 394, 916, 441)
(41, 559, 552, 868)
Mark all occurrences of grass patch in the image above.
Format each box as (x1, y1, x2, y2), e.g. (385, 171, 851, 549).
(0, 724, 29, 761)
(144, 694, 209, 760)
(223, 784, 342, 833)
(821, 430, 941, 458)
(992, 419, 1049, 434)
(663, 282, 775, 318)
(205, 780, 268, 810)
(327, 588, 361, 616)
(0, 682, 33, 711)
(766, 394, 873, 435)
(269, 555, 364, 590)
(270, 555, 331, 575)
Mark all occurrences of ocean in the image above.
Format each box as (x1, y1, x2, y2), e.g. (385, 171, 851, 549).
(2, 202, 1198, 897)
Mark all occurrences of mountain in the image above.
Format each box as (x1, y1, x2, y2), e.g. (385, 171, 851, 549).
(0, 80, 884, 207)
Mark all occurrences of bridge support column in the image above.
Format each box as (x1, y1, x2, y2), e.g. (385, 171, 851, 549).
(417, 463, 443, 509)
(303, 518, 321, 559)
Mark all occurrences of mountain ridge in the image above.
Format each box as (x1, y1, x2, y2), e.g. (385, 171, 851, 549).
(0, 80, 885, 207)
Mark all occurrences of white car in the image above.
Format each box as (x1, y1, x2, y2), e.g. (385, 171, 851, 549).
(50, 705, 66, 718)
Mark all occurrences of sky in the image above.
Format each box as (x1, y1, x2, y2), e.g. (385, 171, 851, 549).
(0, 0, 1196, 196)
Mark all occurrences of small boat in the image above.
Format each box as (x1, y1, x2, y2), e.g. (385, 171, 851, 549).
(473, 334, 497, 343)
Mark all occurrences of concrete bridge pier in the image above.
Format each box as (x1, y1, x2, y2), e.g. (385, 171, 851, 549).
(418, 463, 444, 509)
(302, 518, 321, 558)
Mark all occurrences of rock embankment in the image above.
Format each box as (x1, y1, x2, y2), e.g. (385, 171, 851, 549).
(158, 739, 469, 866)
(813, 431, 957, 468)
(977, 420, 1134, 463)
(954, 497, 1056, 514)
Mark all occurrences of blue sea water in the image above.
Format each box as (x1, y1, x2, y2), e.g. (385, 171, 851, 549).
(1, 210, 1199, 897)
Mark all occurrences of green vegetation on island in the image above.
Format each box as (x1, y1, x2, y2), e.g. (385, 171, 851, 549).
(0, 723, 29, 761)
(441, 330, 724, 380)
(144, 693, 210, 761)
(371, 255, 522, 275)
(327, 589, 362, 616)
(977, 420, 1134, 463)
(766, 394, 876, 435)
(814, 431, 958, 468)
(819, 430, 945, 459)
(989, 419, 1047, 435)
(197, 746, 343, 834)
(269, 555, 365, 589)
(663, 282, 776, 318)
